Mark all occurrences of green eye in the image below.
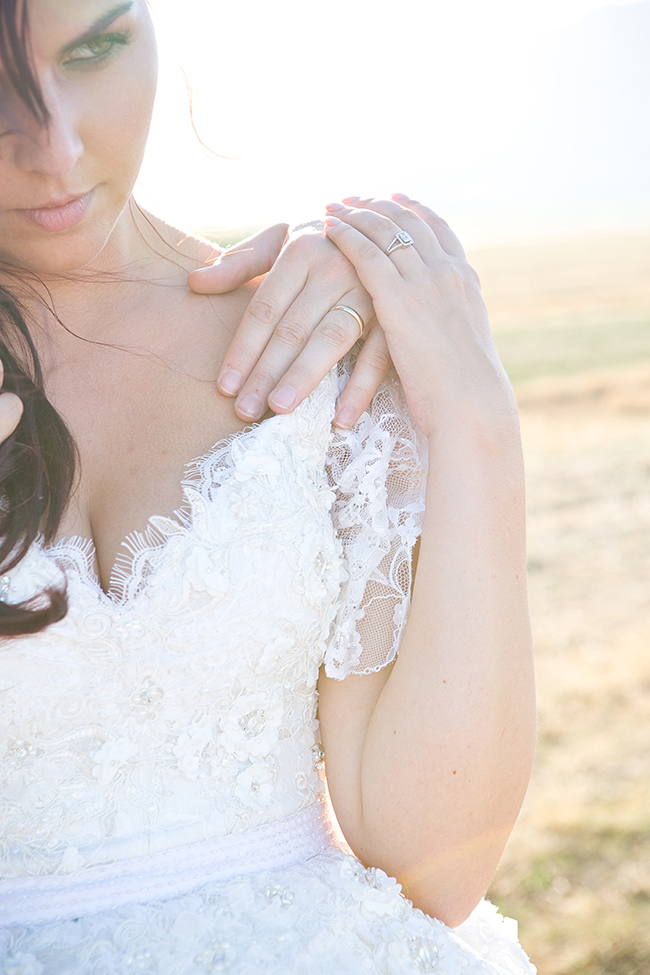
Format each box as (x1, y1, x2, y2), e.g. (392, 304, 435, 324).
(63, 31, 130, 67)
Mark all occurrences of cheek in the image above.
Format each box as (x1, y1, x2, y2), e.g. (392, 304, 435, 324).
(86, 47, 158, 186)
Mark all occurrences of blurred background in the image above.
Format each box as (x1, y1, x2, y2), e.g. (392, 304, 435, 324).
(140, 2, 650, 971)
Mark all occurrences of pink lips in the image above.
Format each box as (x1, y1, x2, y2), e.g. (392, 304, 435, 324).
(16, 189, 94, 232)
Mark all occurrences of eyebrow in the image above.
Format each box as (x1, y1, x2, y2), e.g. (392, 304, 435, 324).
(60, 2, 134, 54)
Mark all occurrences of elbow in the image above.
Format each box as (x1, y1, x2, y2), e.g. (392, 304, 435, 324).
(394, 861, 497, 929)
(409, 884, 487, 929)
(342, 821, 512, 931)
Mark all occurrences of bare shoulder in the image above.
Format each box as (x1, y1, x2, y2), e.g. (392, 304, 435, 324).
(143, 213, 222, 269)
(139, 212, 258, 357)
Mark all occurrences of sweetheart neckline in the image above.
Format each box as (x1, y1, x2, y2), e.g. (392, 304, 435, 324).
(39, 367, 341, 607)
(46, 413, 278, 605)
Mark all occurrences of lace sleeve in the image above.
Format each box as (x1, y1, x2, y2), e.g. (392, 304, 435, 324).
(324, 355, 428, 679)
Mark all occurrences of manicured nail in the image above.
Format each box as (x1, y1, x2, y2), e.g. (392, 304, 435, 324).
(392, 192, 410, 201)
(237, 393, 263, 419)
(325, 202, 347, 212)
(324, 216, 342, 228)
(270, 385, 297, 411)
(333, 406, 356, 429)
(218, 369, 243, 395)
(341, 196, 361, 204)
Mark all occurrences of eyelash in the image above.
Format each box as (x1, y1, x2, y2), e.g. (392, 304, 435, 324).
(62, 30, 132, 69)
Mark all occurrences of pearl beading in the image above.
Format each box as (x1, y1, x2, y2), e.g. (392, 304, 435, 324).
(0, 802, 332, 926)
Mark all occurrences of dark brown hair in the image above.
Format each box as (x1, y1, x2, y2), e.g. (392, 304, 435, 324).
(0, 0, 76, 634)
(0, 0, 48, 123)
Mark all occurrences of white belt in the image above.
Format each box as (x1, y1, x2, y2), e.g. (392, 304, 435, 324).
(0, 802, 333, 926)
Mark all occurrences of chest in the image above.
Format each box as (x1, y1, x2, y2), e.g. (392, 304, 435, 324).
(42, 294, 253, 592)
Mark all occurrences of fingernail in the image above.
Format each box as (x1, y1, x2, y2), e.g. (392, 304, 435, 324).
(237, 393, 263, 419)
(218, 369, 243, 395)
(392, 192, 409, 201)
(325, 202, 347, 212)
(333, 406, 356, 429)
(270, 385, 297, 411)
(324, 216, 342, 228)
(341, 196, 361, 204)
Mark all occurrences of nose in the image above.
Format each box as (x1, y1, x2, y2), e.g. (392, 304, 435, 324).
(13, 85, 84, 178)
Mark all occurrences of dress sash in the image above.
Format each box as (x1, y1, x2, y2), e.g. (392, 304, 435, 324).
(0, 802, 333, 926)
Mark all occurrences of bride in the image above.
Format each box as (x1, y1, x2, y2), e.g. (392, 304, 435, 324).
(0, 1, 537, 972)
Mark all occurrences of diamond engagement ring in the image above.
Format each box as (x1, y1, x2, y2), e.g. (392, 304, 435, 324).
(329, 305, 365, 339)
(385, 231, 415, 255)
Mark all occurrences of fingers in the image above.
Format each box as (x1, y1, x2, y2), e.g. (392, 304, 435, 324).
(233, 288, 373, 419)
(187, 223, 289, 295)
(215, 241, 312, 402)
(332, 325, 392, 429)
(0, 362, 23, 443)
(391, 194, 466, 260)
(217, 229, 364, 420)
(323, 207, 425, 303)
(326, 201, 440, 267)
(0, 392, 23, 441)
(263, 289, 374, 416)
(342, 195, 466, 261)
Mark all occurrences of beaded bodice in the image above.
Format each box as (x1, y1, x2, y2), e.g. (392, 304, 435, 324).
(0, 362, 427, 883)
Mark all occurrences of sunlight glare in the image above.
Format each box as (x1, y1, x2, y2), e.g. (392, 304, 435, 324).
(137, 0, 648, 243)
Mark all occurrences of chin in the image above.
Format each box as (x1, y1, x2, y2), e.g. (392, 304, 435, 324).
(1, 236, 109, 278)
(1, 202, 128, 278)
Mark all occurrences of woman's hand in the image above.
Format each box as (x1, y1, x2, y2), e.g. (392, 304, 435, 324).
(323, 196, 515, 439)
(0, 361, 23, 444)
(188, 223, 391, 428)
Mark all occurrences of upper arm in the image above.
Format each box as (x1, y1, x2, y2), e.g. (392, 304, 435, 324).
(322, 370, 427, 679)
(317, 664, 393, 843)
(318, 359, 427, 844)
(317, 537, 421, 846)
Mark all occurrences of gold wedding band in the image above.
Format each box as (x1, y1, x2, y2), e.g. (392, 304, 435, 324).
(329, 305, 365, 340)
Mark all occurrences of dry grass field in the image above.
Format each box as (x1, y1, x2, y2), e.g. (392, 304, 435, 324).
(469, 235, 650, 975)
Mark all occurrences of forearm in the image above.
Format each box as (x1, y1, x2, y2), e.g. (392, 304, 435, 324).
(348, 398, 535, 923)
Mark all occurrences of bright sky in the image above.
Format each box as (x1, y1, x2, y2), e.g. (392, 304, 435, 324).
(137, 0, 649, 244)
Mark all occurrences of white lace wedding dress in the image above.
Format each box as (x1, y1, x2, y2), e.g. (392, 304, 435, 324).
(0, 359, 535, 974)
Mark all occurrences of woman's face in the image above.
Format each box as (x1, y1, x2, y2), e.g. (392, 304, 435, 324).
(0, 0, 158, 275)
